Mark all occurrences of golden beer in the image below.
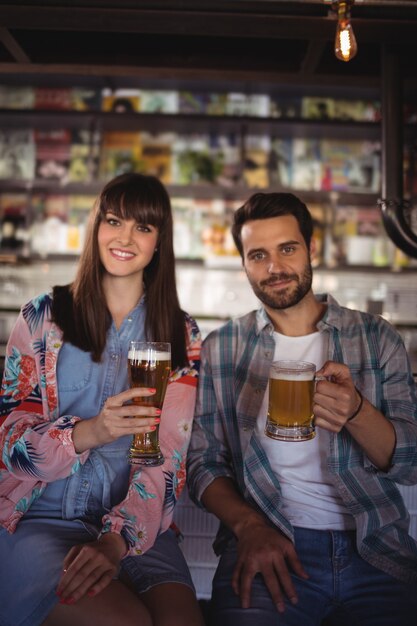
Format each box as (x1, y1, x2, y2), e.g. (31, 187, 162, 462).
(266, 360, 316, 441)
(127, 342, 171, 465)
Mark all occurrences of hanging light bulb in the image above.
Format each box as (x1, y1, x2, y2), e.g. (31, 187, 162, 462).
(334, 0, 358, 62)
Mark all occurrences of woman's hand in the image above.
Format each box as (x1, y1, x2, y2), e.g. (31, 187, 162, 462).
(56, 533, 126, 604)
(72, 387, 160, 453)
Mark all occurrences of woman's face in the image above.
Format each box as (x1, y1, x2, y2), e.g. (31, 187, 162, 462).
(97, 212, 159, 280)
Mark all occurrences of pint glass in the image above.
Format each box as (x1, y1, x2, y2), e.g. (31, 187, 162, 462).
(266, 360, 316, 441)
(127, 341, 171, 465)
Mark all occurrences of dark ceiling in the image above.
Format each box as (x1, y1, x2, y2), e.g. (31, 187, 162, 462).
(0, 1, 416, 96)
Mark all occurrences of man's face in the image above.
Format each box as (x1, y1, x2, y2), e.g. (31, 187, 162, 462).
(241, 215, 313, 311)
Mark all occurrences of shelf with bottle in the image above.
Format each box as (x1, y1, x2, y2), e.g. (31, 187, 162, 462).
(2, 84, 416, 143)
(0, 114, 385, 205)
(1, 85, 415, 269)
(1, 187, 416, 274)
(0, 128, 383, 203)
(0, 179, 380, 206)
(0, 86, 384, 154)
(0, 107, 384, 140)
(0, 84, 394, 203)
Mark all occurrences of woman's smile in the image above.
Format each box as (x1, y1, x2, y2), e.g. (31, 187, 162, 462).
(109, 247, 136, 260)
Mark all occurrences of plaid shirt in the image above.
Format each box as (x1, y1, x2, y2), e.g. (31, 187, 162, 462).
(187, 294, 417, 584)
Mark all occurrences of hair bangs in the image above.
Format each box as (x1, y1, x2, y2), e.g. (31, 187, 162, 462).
(99, 176, 168, 230)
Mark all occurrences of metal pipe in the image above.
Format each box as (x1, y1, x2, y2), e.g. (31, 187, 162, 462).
(381, 46, 402, 201)
(379, 46, 417, 258)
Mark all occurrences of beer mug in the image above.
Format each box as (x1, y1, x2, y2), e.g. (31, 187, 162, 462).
(127, 341, 171, 466)
(265, 360, 316, 442)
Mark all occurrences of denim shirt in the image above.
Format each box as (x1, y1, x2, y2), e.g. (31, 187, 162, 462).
(29, 299, 147, 523)
(57, 299, 145, 416)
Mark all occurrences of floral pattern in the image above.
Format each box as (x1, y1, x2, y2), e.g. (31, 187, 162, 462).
(0, 294, 201, 556)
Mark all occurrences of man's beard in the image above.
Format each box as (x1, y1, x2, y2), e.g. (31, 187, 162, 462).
(248, 262, 313, 310)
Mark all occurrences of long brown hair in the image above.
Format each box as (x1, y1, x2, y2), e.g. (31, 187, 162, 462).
(52, 173, 187, 369)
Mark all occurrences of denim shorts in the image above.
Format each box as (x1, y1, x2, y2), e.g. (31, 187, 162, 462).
(121, 527, 195, 594)
(210, 527, 417, 626)
(0, 523, 194, 626)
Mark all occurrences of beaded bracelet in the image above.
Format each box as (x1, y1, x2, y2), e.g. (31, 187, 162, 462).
(347, 389, 363, 422)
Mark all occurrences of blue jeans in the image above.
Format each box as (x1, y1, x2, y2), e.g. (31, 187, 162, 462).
(210, 527, 417, 626)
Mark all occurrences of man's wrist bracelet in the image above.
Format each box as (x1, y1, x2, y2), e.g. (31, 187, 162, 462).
(347, 389, 363, 422)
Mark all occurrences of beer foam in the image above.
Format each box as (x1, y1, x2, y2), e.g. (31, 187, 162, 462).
(128, 350, 171, 361)
(270, 371, 314, 381)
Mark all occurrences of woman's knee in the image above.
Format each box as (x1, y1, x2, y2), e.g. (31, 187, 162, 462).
(142, 582, 205, 626)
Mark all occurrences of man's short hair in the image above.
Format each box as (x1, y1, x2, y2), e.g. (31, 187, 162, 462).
(231, 192, 313, 258)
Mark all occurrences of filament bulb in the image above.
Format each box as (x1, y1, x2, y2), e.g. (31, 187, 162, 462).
(334, 1, 358, 62)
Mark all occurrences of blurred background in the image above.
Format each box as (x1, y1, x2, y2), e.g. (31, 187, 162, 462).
(1, 0, 417, 600)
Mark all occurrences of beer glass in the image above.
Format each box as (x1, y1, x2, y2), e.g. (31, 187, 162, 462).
(265, 360, 316, 442)
(127, 341, 171, 466)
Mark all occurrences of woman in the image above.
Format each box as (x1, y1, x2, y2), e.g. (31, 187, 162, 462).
(0, 173, 203, 626)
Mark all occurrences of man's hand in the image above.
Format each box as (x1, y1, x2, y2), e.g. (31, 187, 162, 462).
(233, 520, 308, 613)
(313, 360, 395, 469)
(313, 361, 362, 432)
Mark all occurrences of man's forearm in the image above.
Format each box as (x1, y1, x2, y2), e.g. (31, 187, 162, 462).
(345, 397, 396, 471)
(201, 476, 269, 539)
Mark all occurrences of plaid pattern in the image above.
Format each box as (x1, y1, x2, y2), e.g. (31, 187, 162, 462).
(187, 294, 417, 584)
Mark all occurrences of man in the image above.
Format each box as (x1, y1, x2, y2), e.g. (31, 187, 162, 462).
(187, 192, 417, 626)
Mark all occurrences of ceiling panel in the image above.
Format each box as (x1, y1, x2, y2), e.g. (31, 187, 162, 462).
(0, 1, 415, 95)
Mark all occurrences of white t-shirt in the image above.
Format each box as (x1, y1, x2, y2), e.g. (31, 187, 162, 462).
(254, 330, 355, 530)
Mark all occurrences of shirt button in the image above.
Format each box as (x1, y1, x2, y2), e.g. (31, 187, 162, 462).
(127, 317, 133, 322)
(111, 353, 118, 360)
(82, 480, 89, 488)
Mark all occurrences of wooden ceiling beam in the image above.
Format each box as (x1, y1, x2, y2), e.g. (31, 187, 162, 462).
(0, 6, 332, 39)
(0, 27, 31, 63)
(299, 40, 327, 76)
(0, 60, 381, 89)
(0, 5, 416, 44)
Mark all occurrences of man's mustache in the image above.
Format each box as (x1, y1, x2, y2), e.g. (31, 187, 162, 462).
(260, 273, 298, 287)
